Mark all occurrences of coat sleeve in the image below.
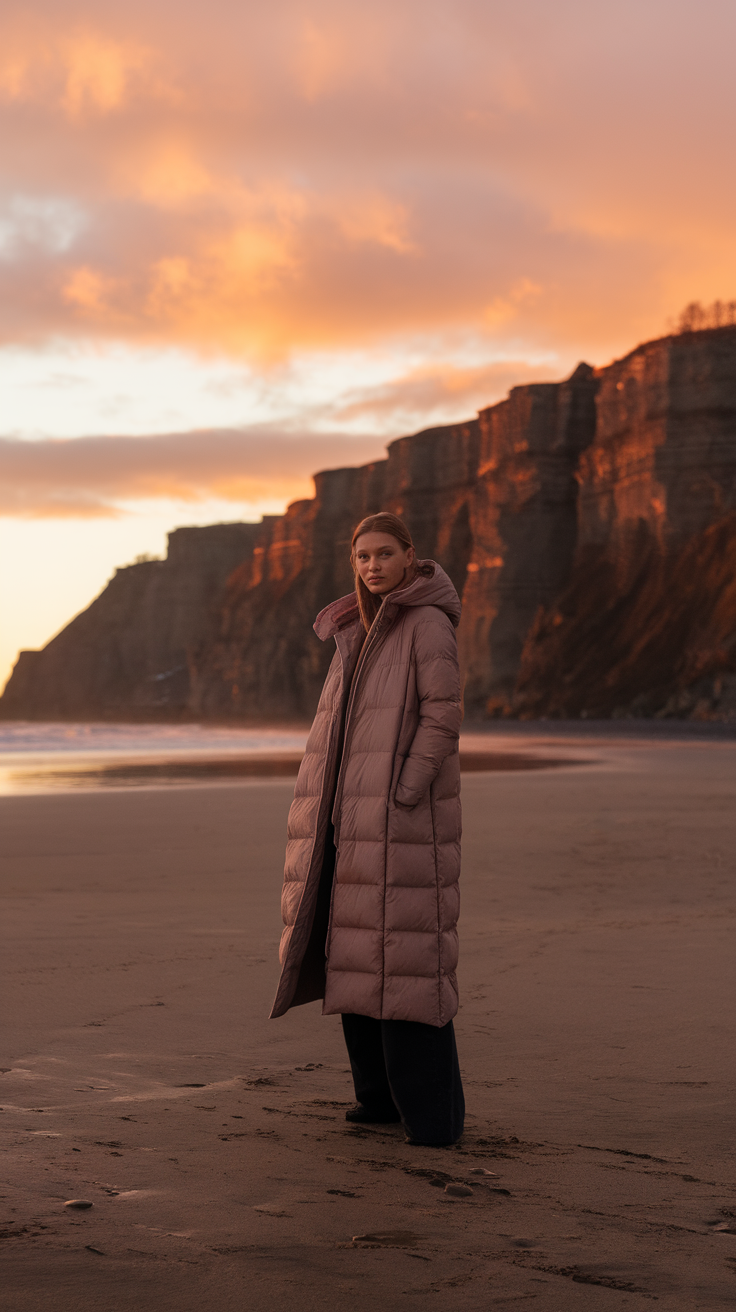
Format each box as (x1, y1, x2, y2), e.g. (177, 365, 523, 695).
(394, 612, 462, 807)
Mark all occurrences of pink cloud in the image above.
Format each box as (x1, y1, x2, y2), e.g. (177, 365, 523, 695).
(0, 0, 734, 364)
(330, 360, 560, 427)
(0, 428, 389, 517)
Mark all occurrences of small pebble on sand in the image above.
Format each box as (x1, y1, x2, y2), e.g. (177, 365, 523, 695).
(444, 1184, 473, 1198)
(65, 1200, 93, 1209)
(468, 1168, 498, 1177)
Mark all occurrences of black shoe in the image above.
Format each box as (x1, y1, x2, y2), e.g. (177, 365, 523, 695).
(345, 1104, 401, 1124)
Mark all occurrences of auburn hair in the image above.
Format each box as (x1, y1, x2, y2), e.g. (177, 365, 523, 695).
(350, 512, 420, 633)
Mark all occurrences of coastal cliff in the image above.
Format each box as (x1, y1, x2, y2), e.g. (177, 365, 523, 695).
(0, 524, 259, 720)
(515, 328, 736, 719)
(188, 364, 598, 720)
(3, 326, 736, 722)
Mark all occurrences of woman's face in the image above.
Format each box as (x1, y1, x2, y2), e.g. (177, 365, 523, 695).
(354, 532, 415, 595)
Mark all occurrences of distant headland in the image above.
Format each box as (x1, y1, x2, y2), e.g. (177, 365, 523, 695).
(3, 323, 736, 724)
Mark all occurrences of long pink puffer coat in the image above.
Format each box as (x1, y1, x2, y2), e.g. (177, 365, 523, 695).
(270, 561, 462, 1027)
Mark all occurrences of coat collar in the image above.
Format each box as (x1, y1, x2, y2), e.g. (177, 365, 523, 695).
(313, 559, 461, 641)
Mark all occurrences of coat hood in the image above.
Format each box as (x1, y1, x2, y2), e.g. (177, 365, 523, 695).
(313, 559, 461, 641)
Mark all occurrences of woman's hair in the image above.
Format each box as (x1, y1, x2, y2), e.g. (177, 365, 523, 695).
(350, 512, 416, 633)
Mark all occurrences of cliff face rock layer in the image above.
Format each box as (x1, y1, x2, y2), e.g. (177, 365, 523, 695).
(515, 329, 736, 719)
(3, 326, 736, 723)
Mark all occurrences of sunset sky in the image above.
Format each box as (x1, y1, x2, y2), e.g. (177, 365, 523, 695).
(3, 0, 736, 687)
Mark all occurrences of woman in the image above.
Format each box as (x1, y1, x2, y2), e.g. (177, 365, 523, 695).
(271, 512, 464, 1146)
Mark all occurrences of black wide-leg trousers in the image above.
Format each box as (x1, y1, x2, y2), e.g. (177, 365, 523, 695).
(341, 1012, 465, 1145)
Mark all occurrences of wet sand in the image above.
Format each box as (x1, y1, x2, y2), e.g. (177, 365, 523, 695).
(1, 738, 735, 1310)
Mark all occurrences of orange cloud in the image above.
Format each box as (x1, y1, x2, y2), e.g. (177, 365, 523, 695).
(60, 31, 154, 118)
(121, 141, 213, 206)
(63, 265, 122, 317)
(0, 0, 734, 366)
(0, 20, 171, 117)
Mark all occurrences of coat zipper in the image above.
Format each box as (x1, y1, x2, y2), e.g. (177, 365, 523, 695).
(326, 604, 398, 987)
(331, 606, 392, 846)
(324, 610, 390, 972)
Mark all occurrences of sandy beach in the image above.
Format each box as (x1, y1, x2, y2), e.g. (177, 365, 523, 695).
(2, 734, 735, 1310)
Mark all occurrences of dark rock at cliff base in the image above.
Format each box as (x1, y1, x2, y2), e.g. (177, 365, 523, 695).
(3, 326, 736, 724)
(514, 511, 736, 720)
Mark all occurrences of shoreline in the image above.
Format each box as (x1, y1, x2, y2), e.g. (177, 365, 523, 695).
(3, 722, 736, 794)
(2, 714, 736, 740)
